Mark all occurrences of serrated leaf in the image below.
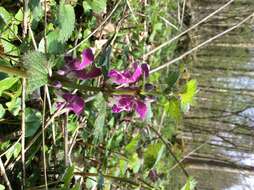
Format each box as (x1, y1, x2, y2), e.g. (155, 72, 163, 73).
(180, 79, 197, 112)
(0, 77, 19, 96)
(58, 2, 75, 42)
(164, 98, 181, 122)
(23, 51, 49, 93)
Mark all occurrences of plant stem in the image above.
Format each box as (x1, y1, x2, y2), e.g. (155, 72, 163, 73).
(0, 65, 27, 78)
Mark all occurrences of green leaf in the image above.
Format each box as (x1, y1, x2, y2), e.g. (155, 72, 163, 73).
(58, 1, 75, 42)
(83, 1, 92, 12)
(23, 51, 49, 93)
(144, 143, 164, 169)
(29, 0, 43, 23)
(6, 142, 21, 160)
(125, 134, 140, 155)
(128, 153, 142, 173)
(38, 31, 65, 54)
(164, 97, 181, 122)
(180, 79, 197, 112)
(166, 71, 179, 90)
(181, 177, 197, 190)
(0, 6, 12, 27)
(0, 184, 5, 190)
(13, 143, 21, 158)
(6, 97, 21, 116)
(90, 0, 107, 14)
(93, 93, 106, 144)
(62, 166, 75, 188)
(25, 108, 42, 137)
(0, 104, 5, 119)
(97, 45, 112, 77)
(0, 77, 19, 96)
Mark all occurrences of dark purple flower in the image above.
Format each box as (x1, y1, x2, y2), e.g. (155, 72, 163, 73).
(56, 48, 101, 80)
(75, 67, 102, 80)
(58, 93, 85, 116)
(108, 63, 149, 84)
(111, 95, 147, 119)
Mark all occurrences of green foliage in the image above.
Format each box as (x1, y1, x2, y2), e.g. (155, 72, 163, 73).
(84, 0, 107, 14)
(125, 134, 140, 155)
(180, 79, 198, 112)
(23, 51, 49, 93)
(0, 0, 197, 189)
(58, 1, 75, 42)
(164, 97, 182, 122)
(25, 108, 42, 137)
(0, 184, 5, 190)
(0, 77, 18, 96)
(181, 177, 197, 190)
(144, 143, 164, 169)
(93, 92, 107, 144)
(62, 166, 75, 189)
(5, 142, 21, 160)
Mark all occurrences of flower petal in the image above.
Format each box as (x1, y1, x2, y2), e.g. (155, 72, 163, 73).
(80, 48, 94, 69)
(141, 63, 149, 78)
(75, 67, 102, 80)
(62, 93, 85, 115)
(135, 100, 147, 119)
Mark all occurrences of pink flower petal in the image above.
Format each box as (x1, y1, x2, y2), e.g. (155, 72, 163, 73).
(80, 48, 94, 69)
(75, 67, 102, 80)
(62, 93, 85, 115)
(135, 100, 147, 119)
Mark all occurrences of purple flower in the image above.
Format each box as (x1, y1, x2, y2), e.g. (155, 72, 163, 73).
(57, 48, 101, 80)
(108, 63, 149, 84)
(112, 95, 147, 119)
(58, 93, 85, 116)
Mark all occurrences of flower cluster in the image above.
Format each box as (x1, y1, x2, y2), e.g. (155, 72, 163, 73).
(55, 48, 101, 115)
(108, 63, 150, 120)
(54, 48, 153, 120)
(57, 48, 101, 80)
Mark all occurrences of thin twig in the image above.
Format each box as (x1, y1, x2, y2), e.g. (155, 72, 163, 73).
(22, 0, 29, 38)
(45, 85, 56, 144)
(0, 157, 13, 190)
(180, 0, 187, 29)
(74, 172, 154, 189)
(63, 112, 69, 167)
(67, 0, 122, 54)
(0, 136, 22, 158)
(143, 0, 235, 58)
(42, 88, 48, 190)
(21, 78, 26, 189)
(147, 125, 190, 179)
(150, 12, 254, 74)
(28, 24, 38, 50)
